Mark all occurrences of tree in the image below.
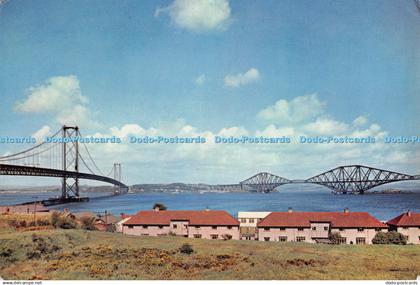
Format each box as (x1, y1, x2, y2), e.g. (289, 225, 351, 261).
(153, 203, 167, 211)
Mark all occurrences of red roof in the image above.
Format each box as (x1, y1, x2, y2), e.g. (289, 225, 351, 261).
(387, 212, 420, 227)
(124, 210, 239, 226)
(258, 212, 387, 228)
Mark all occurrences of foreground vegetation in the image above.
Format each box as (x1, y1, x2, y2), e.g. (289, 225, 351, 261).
(0, 214, 419, 280)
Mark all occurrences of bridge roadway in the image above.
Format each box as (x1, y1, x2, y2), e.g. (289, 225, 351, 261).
(0, 163, 127, 188)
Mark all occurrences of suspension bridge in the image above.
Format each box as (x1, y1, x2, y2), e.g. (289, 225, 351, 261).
(0, 126, 128, 205)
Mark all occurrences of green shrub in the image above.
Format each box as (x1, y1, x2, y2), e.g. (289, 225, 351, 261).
(372, 232, 388, 244)
(387, 231, 407, 245)
(372, 231, 407, 245)
(51, 212, 61, 228)
(8, 219, 20, 228)
(329, 232, 342, 245)
(179, 243, 194, 255)
(79, 216, 97, 231)
(57, 216, 78, 229)
(36, 219, 51, 226)
(27, 234, 61, 259)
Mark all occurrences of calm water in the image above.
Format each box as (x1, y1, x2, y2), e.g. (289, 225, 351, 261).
(1, 182, 420, 221)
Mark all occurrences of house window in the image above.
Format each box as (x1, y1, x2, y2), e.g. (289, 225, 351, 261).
(240, 218, 246, 223)
(249, 219, 254, 223)
(356, 237, 366, 245)
(173, 224, 178, 229)
(142, 225, 148, 229)
(264, 237, 270, 241)
(264, 227, 270, 231)
(225, 235, 232, 240)
(298, 227, 304, 231)
(312, 227, 316, 230)
(141, 233, 149, 236)
(128, 225, 133, 229)
(194, 234, 202, 239)
(324, 226, 329, 231)
(375, 228, 381, 232)
(211, 234, 218, 239)
(338, 237, 347, 244)
(279, 236, 287, 242)
(158, 226, 164, 229)
(402, 227, 409, 230)
(279, 227, 285, 231)
(195, 226, 200, 229)
(357, 228, 364, 232)
(339, 228, 344, 231)
(212, 226, 217, 229)
(227, 226, 232, 229)
(296, 236, 306, 242)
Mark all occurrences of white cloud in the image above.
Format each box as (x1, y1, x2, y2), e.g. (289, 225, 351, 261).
(258, 94, 325, 125)
(155, 0, 231, 33)
(224, 68, 260, 88)
(32, 125, 52, 142)
(14, 75, 99, 128)
(15, 75, 86, 113)
(195, 74, 206, 85)
(353, 115, 368, 126)
(303, 118, 349, 135)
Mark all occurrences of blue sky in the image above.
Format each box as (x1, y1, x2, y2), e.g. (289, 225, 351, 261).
(0, 0, 419, 184)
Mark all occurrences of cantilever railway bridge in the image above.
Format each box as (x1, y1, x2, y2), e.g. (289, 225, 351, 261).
(0, 126, 128, 203)
(235, 166, 420, 194)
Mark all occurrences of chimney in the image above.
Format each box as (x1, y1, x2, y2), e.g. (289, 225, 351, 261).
(344, 208, 350, 214)
(154, 206, 160, 212)
(205, 207, 210, 212)
(407, 210, 411, 217)
(288, 207, 293, 213)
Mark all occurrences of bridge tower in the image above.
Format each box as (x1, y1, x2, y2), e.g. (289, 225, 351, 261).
(113, 163, 123, 194)
(113, 163, 122, 182)
(61, 126, 80, 199)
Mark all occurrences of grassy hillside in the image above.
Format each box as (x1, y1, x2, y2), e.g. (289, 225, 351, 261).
(0, 214, 419, 280)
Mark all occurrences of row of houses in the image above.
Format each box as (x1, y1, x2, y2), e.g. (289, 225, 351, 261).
(119, 207, 420, 244)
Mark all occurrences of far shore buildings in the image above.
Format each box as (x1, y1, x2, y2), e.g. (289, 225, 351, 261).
(238, 211, 271, 240)
(257, 208, 388, 244)
(387, 211, 420, 244)
(122, 209, 240, 240)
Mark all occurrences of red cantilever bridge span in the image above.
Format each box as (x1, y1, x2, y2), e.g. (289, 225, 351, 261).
(1, 126, 419, 197)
